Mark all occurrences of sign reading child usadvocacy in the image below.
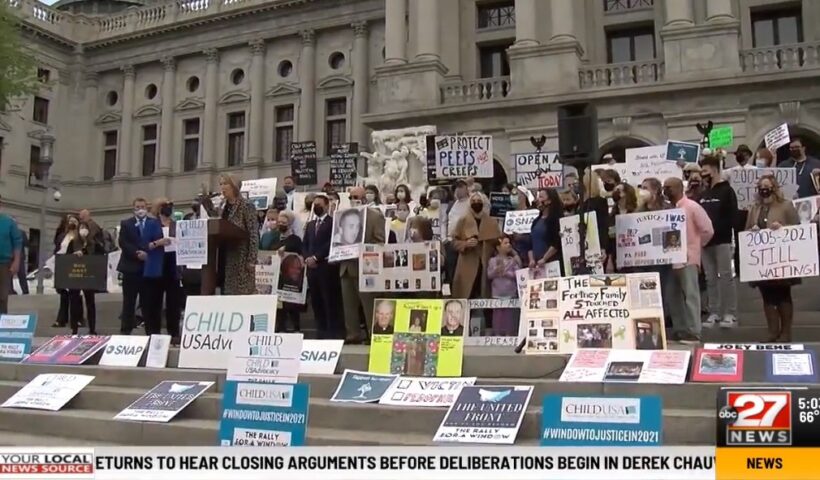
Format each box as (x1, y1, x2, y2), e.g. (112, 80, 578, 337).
(431, 135, 493, 180)
(738, 224, 819, 282)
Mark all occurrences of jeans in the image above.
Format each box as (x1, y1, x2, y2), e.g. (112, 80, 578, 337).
(702, 243, 737, 317)
(667, 265, 702, 336)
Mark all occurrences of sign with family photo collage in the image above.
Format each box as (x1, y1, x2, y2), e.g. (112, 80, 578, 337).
(328, 206, 367, 263)
(359, 242, 441, 292)
(691, 344, 818, 384)
(560, 349, 690, 384)
(368, 299, 467, 377)
(615, 209, 688, 269)
(523, 273, 666, 355)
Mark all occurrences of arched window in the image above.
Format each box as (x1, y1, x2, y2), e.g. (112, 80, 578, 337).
(598, 137, 652, 163)
(476, 158, 510, 193)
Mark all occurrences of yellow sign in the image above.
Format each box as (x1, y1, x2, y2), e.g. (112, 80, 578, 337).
(717, 448, 820, 480)
(368, 298, 466, 377)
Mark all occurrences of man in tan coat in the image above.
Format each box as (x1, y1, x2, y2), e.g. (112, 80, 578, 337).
(340, 186, 386, 343)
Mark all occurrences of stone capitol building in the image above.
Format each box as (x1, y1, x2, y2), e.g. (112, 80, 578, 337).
(1, 0, 819, 267)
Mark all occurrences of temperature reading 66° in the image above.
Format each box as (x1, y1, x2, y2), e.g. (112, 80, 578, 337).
(799, 409, 820, 424)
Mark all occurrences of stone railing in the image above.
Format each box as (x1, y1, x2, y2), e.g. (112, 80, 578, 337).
(603, 0, 654, 14)
(740, 42, 820, 73)
(440, 77, 511, 105)
(579, 59, 664, 89)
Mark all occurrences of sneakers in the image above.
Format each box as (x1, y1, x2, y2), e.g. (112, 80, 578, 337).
(719, 314, 738, 328)
(703, 313, 720, 328)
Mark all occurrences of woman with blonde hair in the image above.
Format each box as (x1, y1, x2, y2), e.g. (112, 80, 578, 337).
(218, 174, 259, 295)
(579, 168, 610, 255)
(745, 174, 800, 342)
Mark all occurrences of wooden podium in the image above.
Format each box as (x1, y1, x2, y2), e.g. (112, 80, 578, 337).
(201, 218, 249, 295)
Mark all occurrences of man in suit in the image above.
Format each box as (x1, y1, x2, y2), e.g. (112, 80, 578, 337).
(117, 197, 165, 334)
(303, 194, 342, 339)
(340, 186, 386, 344)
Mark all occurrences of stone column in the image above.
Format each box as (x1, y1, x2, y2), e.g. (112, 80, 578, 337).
(513, 0, 539, 47)
(118, 65, 135, 177)
(384, 0, 407, 64)
(549, 0, 576, 43)
(202, 48, 219, 169)
(248, 39, 266, 165)
(298, 29, 316, 141)
(706, 0, 734, 23)
(351, 21, 370, 148)
(663, 0, 694, 27)
(414, 0, 439, 61)
(84, 72, 99, 179)
(158, 56, 175, 173)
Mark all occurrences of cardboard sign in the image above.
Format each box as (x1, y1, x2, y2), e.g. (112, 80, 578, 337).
(0, 314, 37, 362)
(514, 151, 563, 189)
(219, 381, 309, 446)
(489, 192, 514, 219)
(145, 334, 171, 368)
(255, 251, 281, 296)
(560, 349, 690, 384)
(615, 209, 688, 268)
(277, 252, 308, 305)
(379, 377, 477, 408)
(176, 219, 208, 268)
(503, 209, 539, 234)
(114, 381, 213, 422)
(704, 343, 804, 351)
(328, 206, 367, 263)
(227, 332, 303, 384)
(54, 254, 108, 291)
(624, 146, 681, 186)
(179, 295, 278, 369)
(299, 340, 343, 375)
(665, 140, 700, 163)
(559, 212, 604, 275)
(794, 195, 820, 224)
(99, 335, 149, 367)
(290, 141, 318, 186)
(541, 395, 662, 446)
(764, 123, 790, 150)
(709, 126, 734, 149)
(328, 143, 359, 190)
(728, 168, 798, 209)
(330, 370, 398, 403)
(434, 385, 533, 444)
(359, 242, 441, 293)
(692, 347, 819, 384)
(428, 135, 493, 181)
(2, 374, 94, 411)
(24, 335, 109, 365)
(240, 178, 278, 210)
(738, 224, 819, 282)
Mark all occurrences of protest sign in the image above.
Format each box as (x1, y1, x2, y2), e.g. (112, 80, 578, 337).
(764, 123, 790, 150)
(692, 347, 819, 383)
(146, 334, 171, 368)
(369, 299, 467, 377)
(115, 381, 213, 422)
(615, 209, 688, 268)
(489, 192, 513, 218)
(738, 224, 819, 282)
(240, 178, 278, 210)
(380, 377, 477, 408)
(359, 242, 441, 293)
(624, 145, 681, 186)
(665, 140, 700, 163)
(179, 295, 278, 369)
(428, 135, 493, 181)
(227, 332, 303, 384)
(541, 395, 662, 446)
(515, 264, 560, 301)
(704, 343, 804, 351)
(219, 381, 309, 446)
(728, 167, 798, 209)
(465, 299, 520, 346)
(330, 369, 398, 403)
(255, 251, 281, 296)
(300, 339, 344, 374)
(434, 385, 533, 444)
(290, 141, 317, 185)
(24, 335, 109, 365)
(54, 254, 107, 291)
(503, 209, 539, 234)
(559, 211, 604, 275)
(559, 349, 690, 384)
(329, 142, 359, 189)
(0, 314, 37, 362)
(794, 196, 820, 224)
(277, 252, 308, 304)
(514, 151, 563, 189)
(176, 219, 208, 268)
(1, 374, 94, 411)
(709, 126, 733, 149)
(328, 206, 367, 262)
(99, 335, 149, 367)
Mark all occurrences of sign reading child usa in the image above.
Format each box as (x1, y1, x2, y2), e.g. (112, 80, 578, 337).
(430, 135, 493, 180)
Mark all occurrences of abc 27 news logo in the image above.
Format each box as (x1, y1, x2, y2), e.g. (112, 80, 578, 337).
(717, 388, 820, 447)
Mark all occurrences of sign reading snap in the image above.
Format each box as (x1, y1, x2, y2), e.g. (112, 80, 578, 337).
(99, 335, 149, 367)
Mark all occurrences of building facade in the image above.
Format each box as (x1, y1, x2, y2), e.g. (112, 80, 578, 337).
(1, 0, 819, 262)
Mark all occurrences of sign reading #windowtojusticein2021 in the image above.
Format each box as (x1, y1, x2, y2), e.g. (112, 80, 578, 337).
(541, 395, 662, 446)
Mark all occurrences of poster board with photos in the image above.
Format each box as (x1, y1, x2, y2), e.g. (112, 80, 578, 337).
(615, 209, 688, 269)
(359, 242, 441, 293)
(738, 224, 819, 283)
(523, 273, 666, 355)
(240, 178, 278, 210)
(255, 251, 281, 296)
(559, 211, 604, 276)
(691, 347, 818, 384)
(369, 299, 467, 377)
(559, 349, 690, 384)
(24, 335, 110, 365)
(328, 206, 367, 262)
(794, 196, 820, 224)
(277, 252, 308, 305)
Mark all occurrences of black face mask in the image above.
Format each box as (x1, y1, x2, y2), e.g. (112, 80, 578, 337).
(160, 205, 173, 217)
(612, 191, 621, 203)
(277, 224, 289, 232)
(758, 188, 773, 198)
(701, 175, 712, 186)
(662, 187, 674, 201)
(470, 203, 483, 213)
(604, 183, 616, 192)
(313, 206, 325, 217)
(283, 185, 294, 193)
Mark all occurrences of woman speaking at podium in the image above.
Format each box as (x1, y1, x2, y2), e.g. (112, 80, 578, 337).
(218, 174, 259, 295)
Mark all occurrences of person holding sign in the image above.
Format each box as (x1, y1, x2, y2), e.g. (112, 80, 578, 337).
(147, 198, 182, 339)
(527, 189, 562, 272)
(56, 214, 98, 335)
(272, 211, 303, 333)
(608, 183, 639, 272)
(303, 194, 342, 339)
(218, 174, 259, 295)
(744, 174, 801, 342)
(452, 192, 501, 299)
(780, 138, 820, 198)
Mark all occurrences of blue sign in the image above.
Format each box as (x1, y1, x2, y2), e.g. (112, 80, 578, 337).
(219, 381, 309, 446)
(541, 395, 662, 446)
(330, 370, 397, 403)
(766, 350, 818, 383)
(666, 141, 701, 163)
(0, 314, 37, 362)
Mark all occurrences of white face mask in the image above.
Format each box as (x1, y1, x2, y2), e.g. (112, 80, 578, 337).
(396, 191, 406, 200)
(365, 193, 376, 203)
(638, 189, 651, 201)
(79, 228, 89, 238)
(755, 157, 768, 168)
(134, 209, 147, 218)
(429, 199, 441, 209)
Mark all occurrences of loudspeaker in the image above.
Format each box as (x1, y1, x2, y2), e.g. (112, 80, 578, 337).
(557, 103, 598, 168)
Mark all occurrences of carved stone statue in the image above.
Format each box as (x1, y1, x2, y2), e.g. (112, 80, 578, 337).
(360, 125, 437, 200)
